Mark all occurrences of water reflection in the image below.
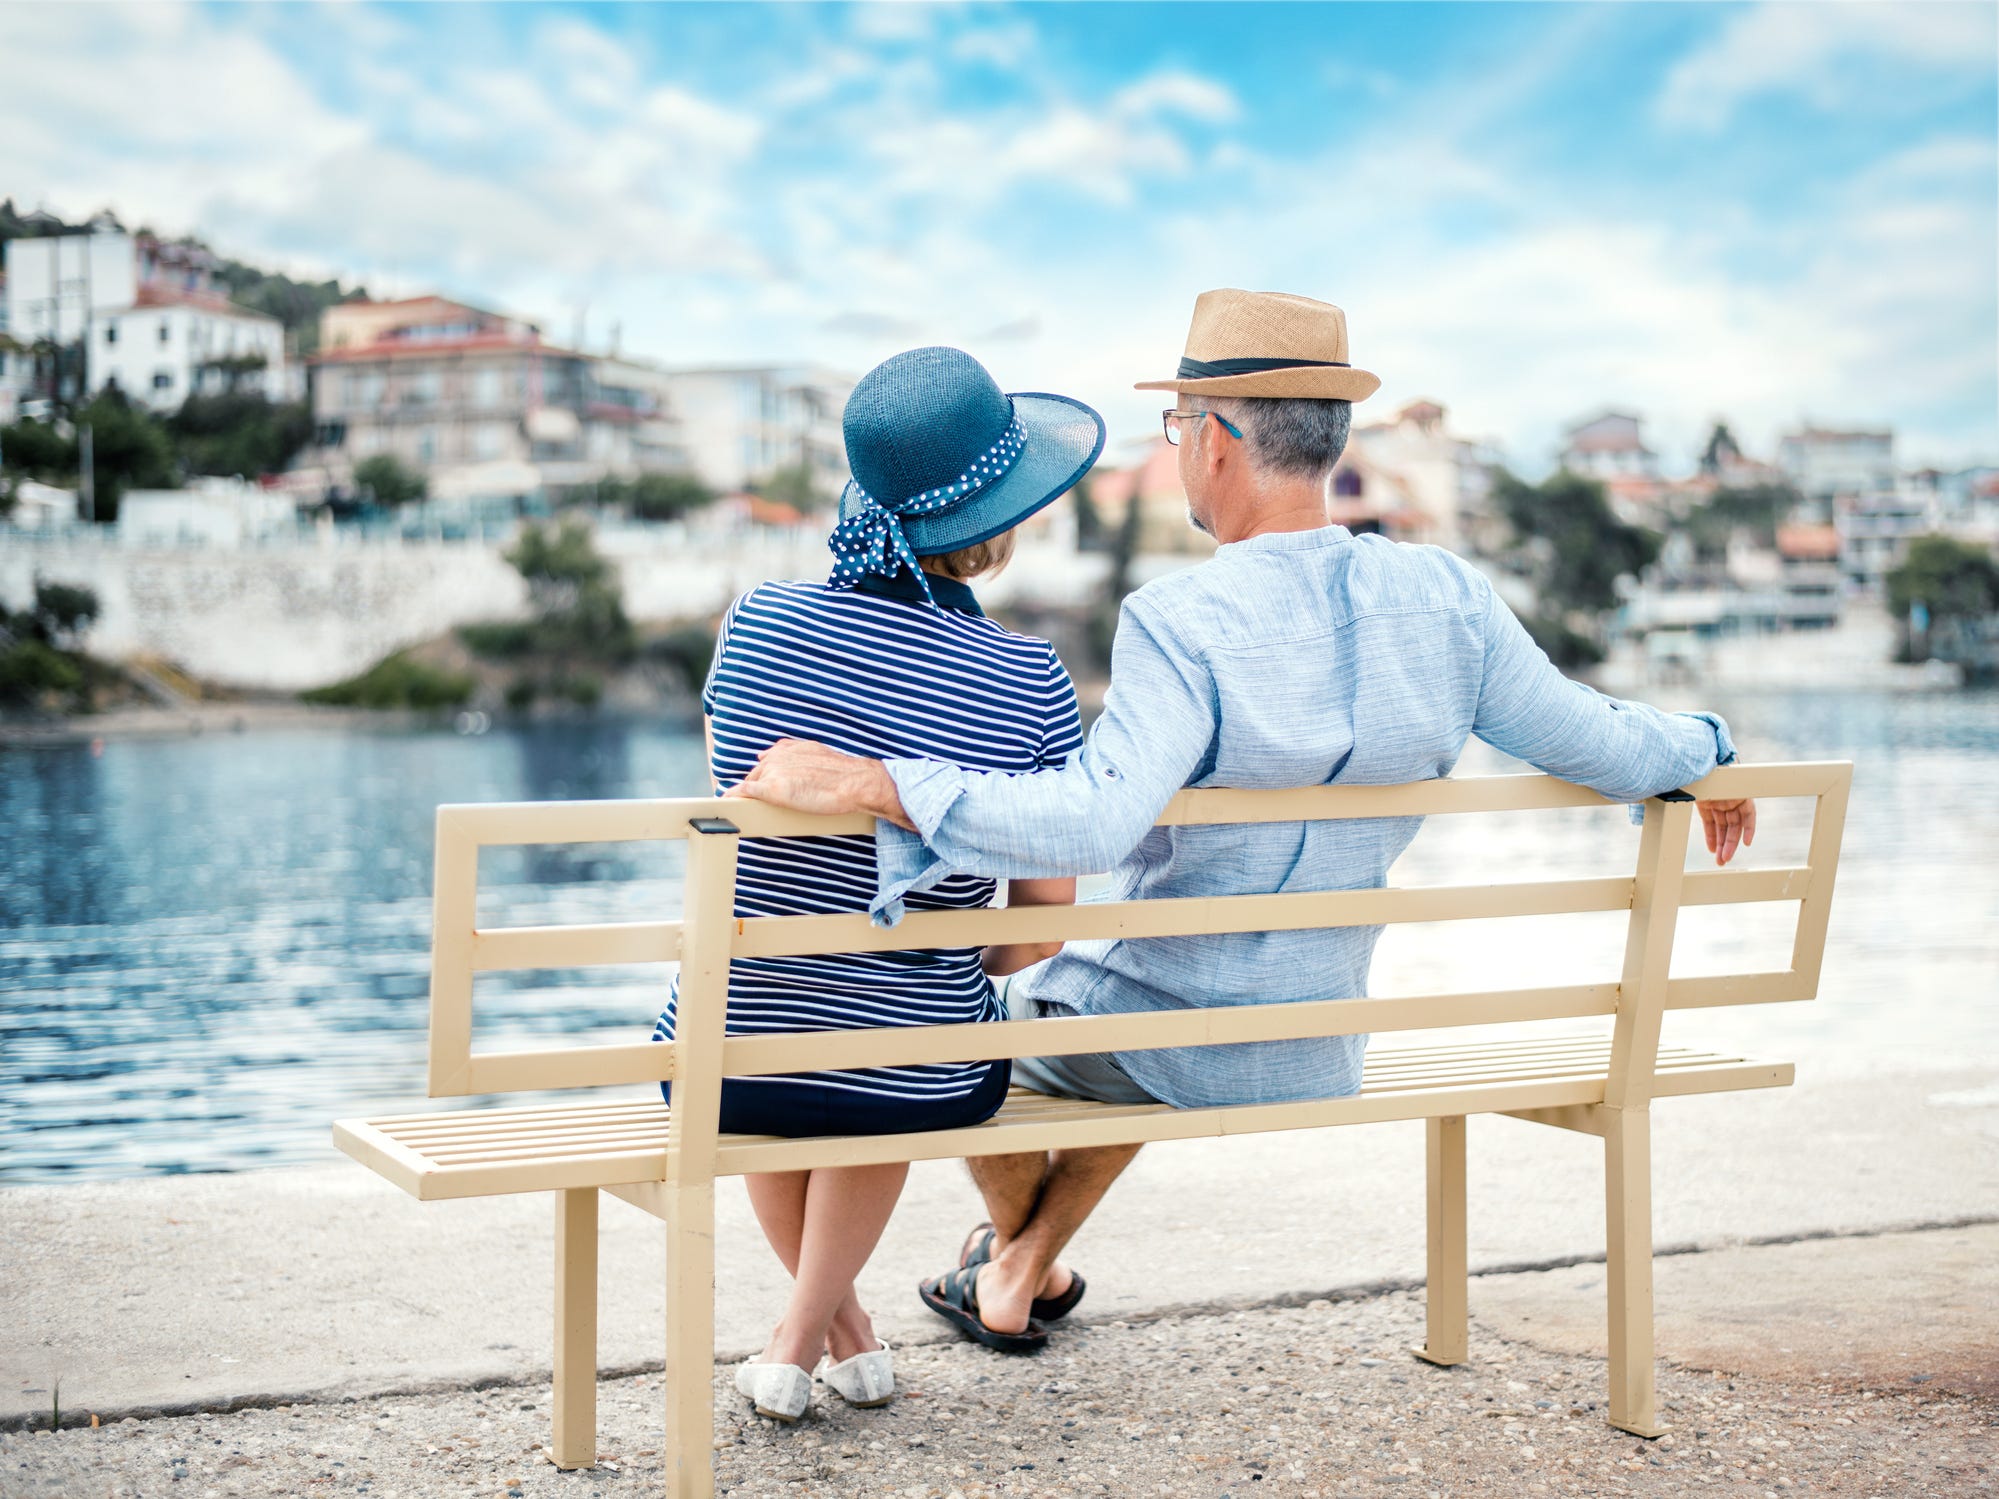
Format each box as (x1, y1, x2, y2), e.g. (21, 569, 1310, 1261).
(1, 690, 1994, 1183)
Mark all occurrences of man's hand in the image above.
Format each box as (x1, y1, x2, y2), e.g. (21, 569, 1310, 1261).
(1695, 797, 1755, 866)
(727, 738, 915, 830)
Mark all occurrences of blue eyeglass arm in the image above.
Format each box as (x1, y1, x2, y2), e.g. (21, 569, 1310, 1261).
(1208, 412, 1242, 439)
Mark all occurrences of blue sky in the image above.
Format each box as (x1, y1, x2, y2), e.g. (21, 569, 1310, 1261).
(5, 1, 1995, 470)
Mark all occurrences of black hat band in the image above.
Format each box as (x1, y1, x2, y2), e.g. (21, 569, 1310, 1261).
(1177, 356, 1352, 380)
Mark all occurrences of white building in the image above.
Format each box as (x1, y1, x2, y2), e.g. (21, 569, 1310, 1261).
(310, 296, 689, 503)
(116, 477, 298, 548)
(3, 228, 289, 412)
(1345, 398, 1500, 554)
(1559, 410, 1660, 481)
(661, 365, 852, 498)
(1777, 426, 1895, 502)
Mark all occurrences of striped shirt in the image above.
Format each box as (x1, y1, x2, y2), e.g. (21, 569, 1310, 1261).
(653, 571, 1083, 1107)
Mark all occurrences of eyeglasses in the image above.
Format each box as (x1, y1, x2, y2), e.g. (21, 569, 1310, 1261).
(1162, 409, 1243, 446)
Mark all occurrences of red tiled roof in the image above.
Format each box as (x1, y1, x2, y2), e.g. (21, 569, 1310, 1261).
(1777, 523, 1840, 561)
(132, 283, 272, 321)
(310, 333, 563, 365)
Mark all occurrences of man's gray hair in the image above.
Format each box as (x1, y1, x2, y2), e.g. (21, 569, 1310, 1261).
(1201, 396, 1353, 479)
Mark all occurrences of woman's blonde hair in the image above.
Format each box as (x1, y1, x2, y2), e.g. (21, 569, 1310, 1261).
(921, 527, 1018, 581)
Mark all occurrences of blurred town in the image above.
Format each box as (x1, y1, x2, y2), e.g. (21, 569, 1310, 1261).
(3, 205, 1997, 731)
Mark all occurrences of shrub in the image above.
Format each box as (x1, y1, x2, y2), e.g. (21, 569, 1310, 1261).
(604, 472, 714, 522)
(563, 674, 602, 708)
(503, 679, 537, 713)
(354, 454, 428, 507)
(0, 639, 83, 706)
(648, 623, 717, 691)
(31, 578, 98, 647)
(457, 620, 540, 659)
(301, 652, 474, 710)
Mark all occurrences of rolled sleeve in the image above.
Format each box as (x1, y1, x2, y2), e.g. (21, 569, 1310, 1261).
(867, 595, 1216, 926)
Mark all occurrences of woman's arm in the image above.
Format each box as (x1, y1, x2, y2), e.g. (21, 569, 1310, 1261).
(981, 876, 1075, 977)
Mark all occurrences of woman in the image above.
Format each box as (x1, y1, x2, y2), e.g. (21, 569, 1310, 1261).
(652, 346, 1105, 1421)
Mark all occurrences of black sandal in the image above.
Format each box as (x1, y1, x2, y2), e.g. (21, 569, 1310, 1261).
(918, 1263, 1048, 1353)
(958, 1221, 1087, 1323)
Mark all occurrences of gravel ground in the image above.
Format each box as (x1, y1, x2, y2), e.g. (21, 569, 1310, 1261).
(7, 1290, 1992, 1499)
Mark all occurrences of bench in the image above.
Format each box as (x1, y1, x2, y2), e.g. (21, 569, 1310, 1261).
(334, 760, 1851, 1499)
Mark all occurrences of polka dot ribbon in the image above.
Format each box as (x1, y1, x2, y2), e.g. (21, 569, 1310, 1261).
(828, 413, 1027, 608)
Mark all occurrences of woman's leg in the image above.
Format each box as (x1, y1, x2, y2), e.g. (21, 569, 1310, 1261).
(763, 1163, 909, 1370)
(744, 1169, 875, 1366)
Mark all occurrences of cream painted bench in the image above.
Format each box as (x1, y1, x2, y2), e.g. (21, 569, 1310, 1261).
(334, 761, 1850, 1498)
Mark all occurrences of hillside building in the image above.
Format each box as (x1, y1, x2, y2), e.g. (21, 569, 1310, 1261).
(308, 296, 689, 504)
(658, 366, 852, 499)
(3, 228, 288, 411)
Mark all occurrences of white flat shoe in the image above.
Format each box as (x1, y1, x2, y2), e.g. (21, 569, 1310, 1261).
(819, 1341, 895, 1408)
(734, 1360, 812, 1422)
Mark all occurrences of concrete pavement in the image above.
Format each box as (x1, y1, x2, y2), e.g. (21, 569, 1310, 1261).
(5, 1066, 1995, 1430)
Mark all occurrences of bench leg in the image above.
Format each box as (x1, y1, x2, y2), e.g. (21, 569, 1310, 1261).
(1412, 1114, 1468, 1367)
(551, 1187, 599, 1469)
(663, 1182, 717, 1499)
(1603, 1107, 1668, 1438)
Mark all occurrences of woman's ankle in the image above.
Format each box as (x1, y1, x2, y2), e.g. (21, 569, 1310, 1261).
(825, 1309, 880, 1365)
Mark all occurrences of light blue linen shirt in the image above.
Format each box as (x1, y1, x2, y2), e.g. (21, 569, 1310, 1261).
(869, 525, 1735, 1109)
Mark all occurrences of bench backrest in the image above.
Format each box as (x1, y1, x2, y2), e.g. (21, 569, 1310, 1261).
(423, 762, 1850, 1182)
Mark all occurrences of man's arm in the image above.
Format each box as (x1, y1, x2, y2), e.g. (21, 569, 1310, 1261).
(1468, 567, 1753, 863)
(734, 596, 1217, 922)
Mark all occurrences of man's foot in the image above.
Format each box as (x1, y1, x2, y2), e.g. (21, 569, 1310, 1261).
(918, 1264, 1047, 1352)
(958, 1222, 1087, 1322)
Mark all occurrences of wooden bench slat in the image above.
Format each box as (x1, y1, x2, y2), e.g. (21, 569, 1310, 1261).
(334, 1040, 1793, 1199)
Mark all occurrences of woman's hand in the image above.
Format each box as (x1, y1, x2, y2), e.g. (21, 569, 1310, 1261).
(982, 877, 1076, 977)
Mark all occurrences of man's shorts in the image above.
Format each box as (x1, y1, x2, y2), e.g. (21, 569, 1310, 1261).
(999, 974, 1160, 1107)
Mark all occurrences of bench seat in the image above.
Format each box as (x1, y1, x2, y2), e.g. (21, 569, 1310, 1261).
(335, 1031, 1794, 1203)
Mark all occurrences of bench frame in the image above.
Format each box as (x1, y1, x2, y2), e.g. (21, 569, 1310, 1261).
(335, 761, 1850, 1497)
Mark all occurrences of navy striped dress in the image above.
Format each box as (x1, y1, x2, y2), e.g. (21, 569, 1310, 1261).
(652, 570, 1083, 1136)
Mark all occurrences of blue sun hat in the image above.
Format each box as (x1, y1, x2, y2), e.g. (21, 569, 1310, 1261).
(830, 346, 1106, 607)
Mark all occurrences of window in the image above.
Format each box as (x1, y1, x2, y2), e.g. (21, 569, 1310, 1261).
(158, 321, 170, 345)
(152, 371, 174, 390)
(105, 325, 118, 345)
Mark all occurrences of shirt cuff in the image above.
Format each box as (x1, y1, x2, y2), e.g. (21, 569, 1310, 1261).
(867, 759, 972, 927)
(1629, 711, 1737, 824)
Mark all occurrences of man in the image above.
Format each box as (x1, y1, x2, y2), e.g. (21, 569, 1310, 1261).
(731, 288, 1755, 1350)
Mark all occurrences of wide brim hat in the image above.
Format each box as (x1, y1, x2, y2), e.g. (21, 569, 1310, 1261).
(1134, 288, 1381, 402)
(838, 348, 1106, 557)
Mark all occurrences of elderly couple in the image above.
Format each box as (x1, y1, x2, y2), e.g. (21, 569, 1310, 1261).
(651, 289, 1757, 1422)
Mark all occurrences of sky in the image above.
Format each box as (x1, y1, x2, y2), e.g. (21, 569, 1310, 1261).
(4, 0, 1995, 473)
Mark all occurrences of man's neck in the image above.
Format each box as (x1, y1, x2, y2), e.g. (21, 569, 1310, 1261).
(1212, 478, 1330, 544)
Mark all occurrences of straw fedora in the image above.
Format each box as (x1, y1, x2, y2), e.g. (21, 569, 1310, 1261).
(1134, 289, 1381, 402)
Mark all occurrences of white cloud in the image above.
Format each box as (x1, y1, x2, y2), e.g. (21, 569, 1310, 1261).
(1658, 2, 1997, 132)
(2, 2, 1989, 468)
(1112, 71, 1240, 125)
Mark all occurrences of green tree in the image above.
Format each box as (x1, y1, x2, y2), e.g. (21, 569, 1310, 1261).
(0, 416, 77, 478)
(1684, 482, 1799, 562)
(354, 453, 427, 507)
(169, 393, 313, 479)
(76, 392, 177, 523)
(753, 461, 823, 511)
(1887, 535, 1999, 623)
(498, 517, 635, 661)
(1494, 468, 1661, 667)
(1071, 470, 1105, 551)
(1085, 487, 1144, 670)
(30, 578, 99, 647)
(605, 471, 714, 522)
